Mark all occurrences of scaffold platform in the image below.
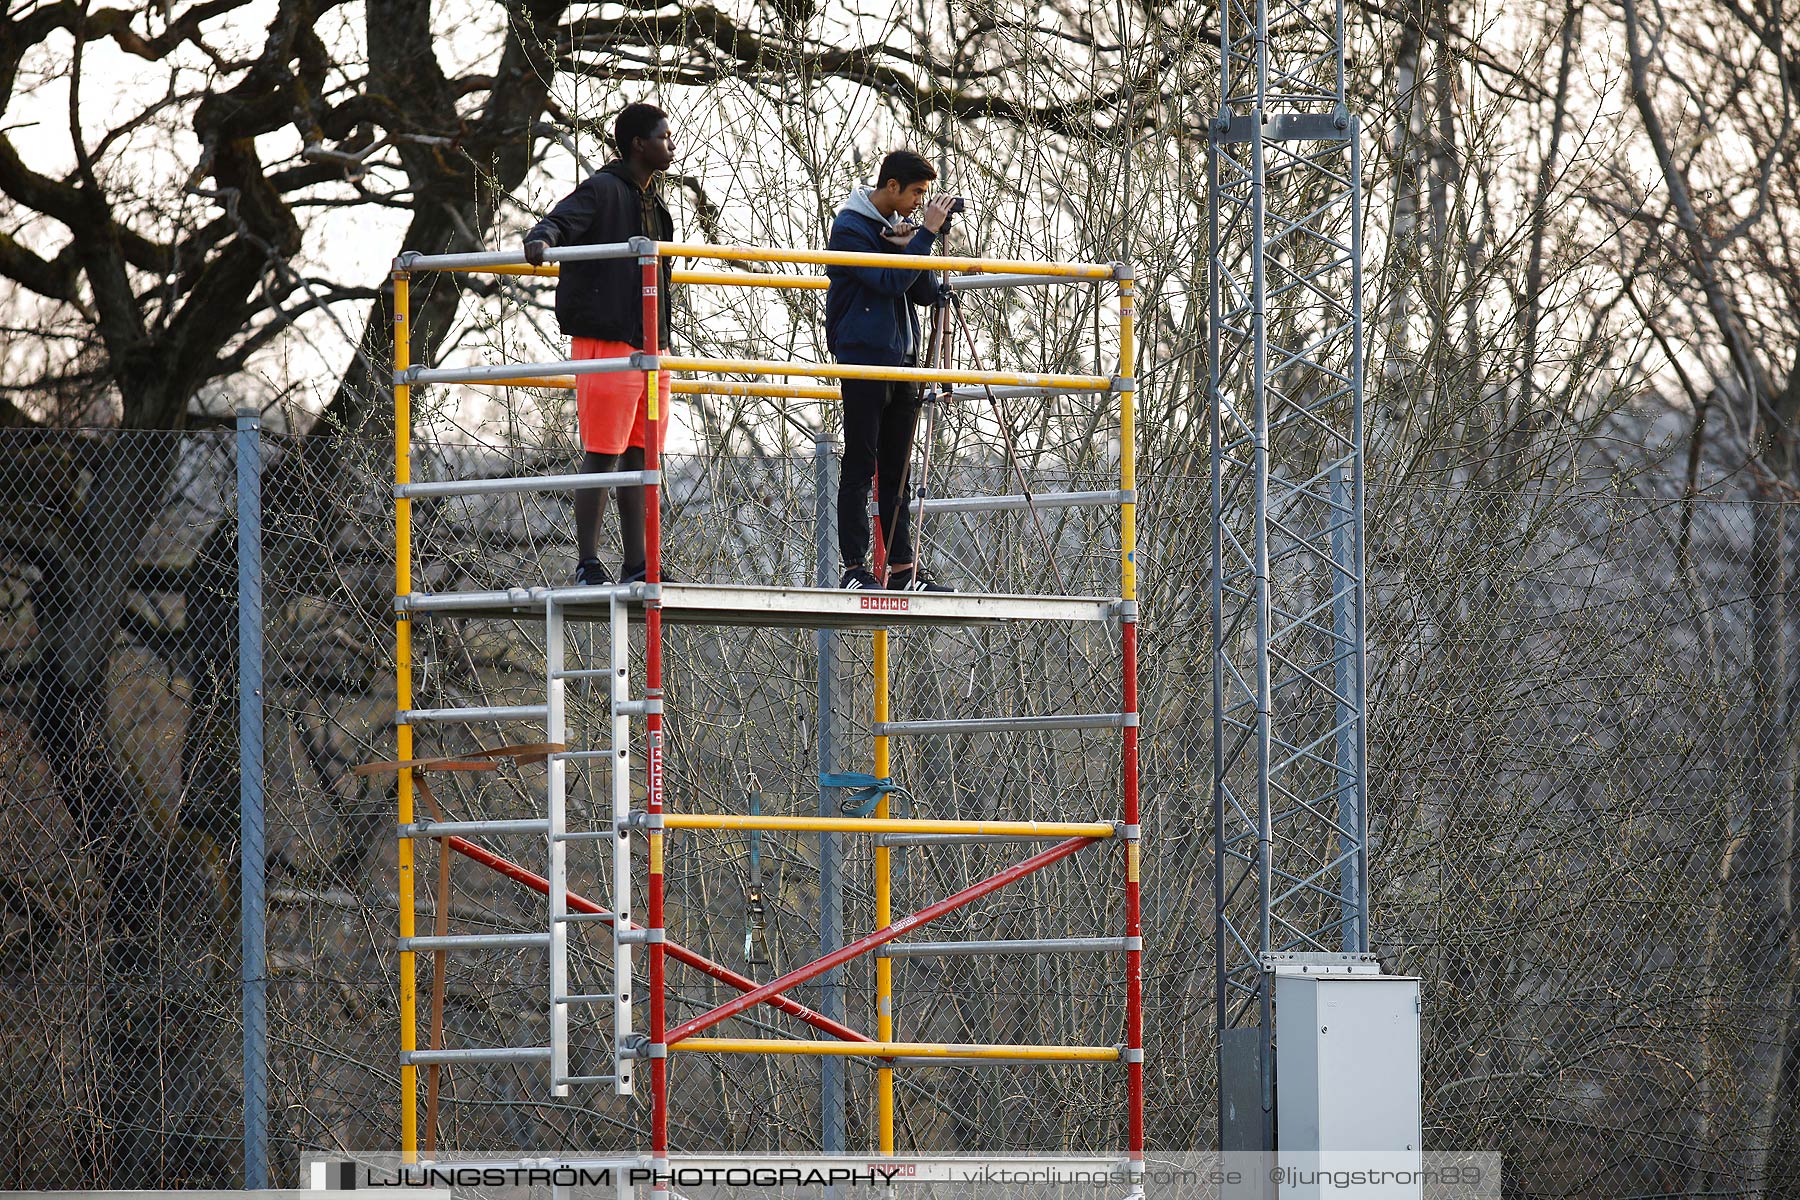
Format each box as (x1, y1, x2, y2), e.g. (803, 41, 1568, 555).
(399, 582, 1120, 628)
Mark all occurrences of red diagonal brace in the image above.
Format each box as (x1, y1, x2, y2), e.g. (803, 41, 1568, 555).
(668, 834, 1099, 1045)
(442, 835, 871, 1043)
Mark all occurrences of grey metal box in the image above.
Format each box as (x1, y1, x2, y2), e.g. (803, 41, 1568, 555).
(1274, 970, 1422, 1193)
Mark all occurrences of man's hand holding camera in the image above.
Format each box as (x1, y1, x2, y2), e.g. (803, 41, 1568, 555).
(884, 194, 963, 245)
(918, 193, 960, 232)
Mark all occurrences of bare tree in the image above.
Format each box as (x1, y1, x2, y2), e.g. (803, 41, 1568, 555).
(0, 0, 1149, 1183)
(1611, 0, 1800, 1192)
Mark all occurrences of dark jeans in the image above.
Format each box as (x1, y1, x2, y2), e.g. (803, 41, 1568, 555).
(838, 377, 922, 570)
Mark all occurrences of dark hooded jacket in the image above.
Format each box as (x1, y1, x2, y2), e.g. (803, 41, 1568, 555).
(824, 186, 941, 366)
(526, 160, 674, 346)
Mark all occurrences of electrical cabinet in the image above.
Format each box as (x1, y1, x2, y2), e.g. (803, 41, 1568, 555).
(1274, 966, 1422, 1198)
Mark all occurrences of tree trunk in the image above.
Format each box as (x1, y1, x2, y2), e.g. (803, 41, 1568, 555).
(1704, 463, 1800, 1197)
(27, 433, 234, 1185)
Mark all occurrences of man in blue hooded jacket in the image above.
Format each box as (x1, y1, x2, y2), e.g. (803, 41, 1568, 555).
(824, 150, 958, 592)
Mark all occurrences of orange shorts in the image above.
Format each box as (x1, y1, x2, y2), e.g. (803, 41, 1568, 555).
(574, 337, 671, 455)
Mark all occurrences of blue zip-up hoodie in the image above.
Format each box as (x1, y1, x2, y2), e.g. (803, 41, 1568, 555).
(824, 187, 943, 366)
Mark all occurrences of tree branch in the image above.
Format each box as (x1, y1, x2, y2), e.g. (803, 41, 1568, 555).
(1620, 0, 1777, 425)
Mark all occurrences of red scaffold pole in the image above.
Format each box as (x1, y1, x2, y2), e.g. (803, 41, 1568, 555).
(667, 833, 1101, 1044)
(439, 834, 871, 1043)
(639, 241, 669, 1192)
(1119, 270, 1145, 1180)
(1124, 617, 1144, 1162)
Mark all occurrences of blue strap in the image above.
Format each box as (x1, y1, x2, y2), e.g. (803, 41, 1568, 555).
(747, 789, 762, 877)
(819, 771, 903, 818)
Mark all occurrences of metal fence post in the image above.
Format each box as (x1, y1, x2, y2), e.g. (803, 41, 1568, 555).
(236, 408, 268, 1189)
(814, 437, 845, 1157)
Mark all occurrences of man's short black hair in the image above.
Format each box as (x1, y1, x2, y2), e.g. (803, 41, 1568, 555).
(876, 150, 937, 191)
(614, 103, 669, 155)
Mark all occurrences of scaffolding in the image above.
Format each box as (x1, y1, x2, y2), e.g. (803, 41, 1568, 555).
(383, 237, 1142, 1187)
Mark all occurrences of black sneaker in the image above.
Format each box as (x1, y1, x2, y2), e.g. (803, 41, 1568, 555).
(839, 565, 881, 591)
(620, 562, 677, 585)
(573, 558, 613, 586)
(888, 566, 954, 593)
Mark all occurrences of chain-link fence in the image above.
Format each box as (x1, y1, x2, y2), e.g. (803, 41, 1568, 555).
(0, 428, 245, 1187)
(1, 425, 1796, 1196)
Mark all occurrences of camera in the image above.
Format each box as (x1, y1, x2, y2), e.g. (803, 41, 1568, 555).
(947, 196, 967, 214)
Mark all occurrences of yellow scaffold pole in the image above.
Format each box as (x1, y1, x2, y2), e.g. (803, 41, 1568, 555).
(657, 356, 1111, 391)
(468, 264, 830, 288)
(662, 815, 1115, 837)
(1120, 273, 1137, 602)
(672, 269, 829, 290)
(654, 242, 1117, 278)
(874, 628, 894, 1154)
(466, 376, 842, 402)
(674, 1040, 1122, 1061)
(393, 270, 418, 1162)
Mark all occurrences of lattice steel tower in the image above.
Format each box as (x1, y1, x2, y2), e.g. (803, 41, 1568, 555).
(1207, 0, 1370, 1150)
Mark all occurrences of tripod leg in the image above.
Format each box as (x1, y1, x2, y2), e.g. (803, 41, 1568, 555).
(913, 400, 939, 566)
(954, 310, 1070, 594)
(912, 301, 955, 567)
(880, 300, 953, 583)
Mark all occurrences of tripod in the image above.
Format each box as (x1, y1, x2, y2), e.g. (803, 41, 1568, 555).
(891, 214, 1069, 593)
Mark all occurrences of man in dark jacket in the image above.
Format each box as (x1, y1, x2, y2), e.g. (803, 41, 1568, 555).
(524, 103, 676, 585)
(825, 150, 958, 592)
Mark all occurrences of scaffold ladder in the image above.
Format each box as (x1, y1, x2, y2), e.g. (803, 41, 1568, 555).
(372, 596, 645, 1098)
